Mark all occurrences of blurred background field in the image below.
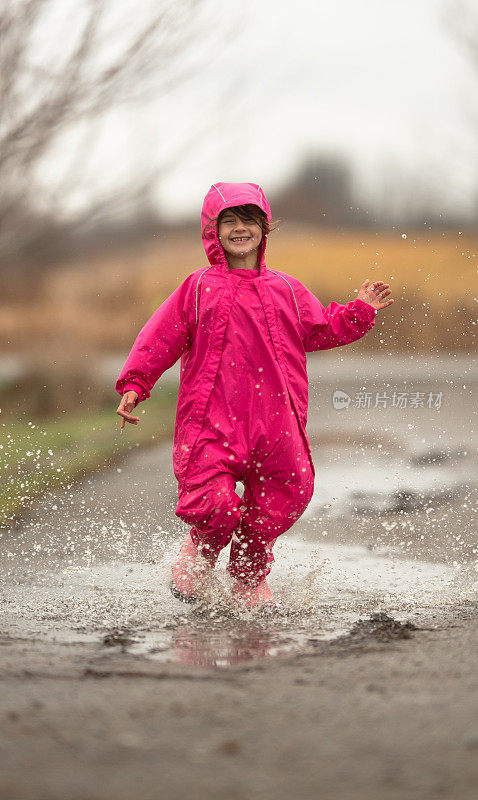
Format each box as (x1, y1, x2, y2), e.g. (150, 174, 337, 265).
(0, 0, 477, 524)
(1, 227, 475, 354)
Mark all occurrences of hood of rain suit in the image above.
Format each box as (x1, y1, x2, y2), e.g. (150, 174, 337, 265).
(201, 182, 271, 275)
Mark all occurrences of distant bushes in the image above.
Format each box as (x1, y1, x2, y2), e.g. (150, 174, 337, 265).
(0, 360, 114, 418)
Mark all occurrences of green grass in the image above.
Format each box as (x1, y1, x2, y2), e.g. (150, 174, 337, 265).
(0, 387, 178, 528)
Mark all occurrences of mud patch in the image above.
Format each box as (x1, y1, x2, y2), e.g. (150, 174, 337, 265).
(315, 611, 423, 655)
(102, 628, 138, 650)
(344, 611, 419, 641)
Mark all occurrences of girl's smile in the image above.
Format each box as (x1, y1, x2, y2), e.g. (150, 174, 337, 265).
(218, 210, 263, 265)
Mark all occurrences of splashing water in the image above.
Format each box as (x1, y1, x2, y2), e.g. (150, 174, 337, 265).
(1, 355, 476, 669)
(2, 529, 475, 669)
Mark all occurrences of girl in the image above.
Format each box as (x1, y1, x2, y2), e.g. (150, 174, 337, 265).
(115, 182, 394, 609)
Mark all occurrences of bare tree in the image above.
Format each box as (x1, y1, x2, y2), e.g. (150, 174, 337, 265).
(0, 0, 232, 270)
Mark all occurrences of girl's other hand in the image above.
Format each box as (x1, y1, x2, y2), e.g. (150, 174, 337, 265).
(356, 279, 394, 311)
(116, 391, 140, 430)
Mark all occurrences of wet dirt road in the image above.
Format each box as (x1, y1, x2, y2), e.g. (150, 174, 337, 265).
(1, 354, 477, 799)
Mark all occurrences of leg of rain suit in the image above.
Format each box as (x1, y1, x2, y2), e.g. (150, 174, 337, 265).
(175, 407, 314, 587)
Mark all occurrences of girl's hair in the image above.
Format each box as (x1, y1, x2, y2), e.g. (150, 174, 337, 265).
(202, 204, 280, 239)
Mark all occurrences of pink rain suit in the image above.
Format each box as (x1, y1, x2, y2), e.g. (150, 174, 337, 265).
(116, 182, 377, 585)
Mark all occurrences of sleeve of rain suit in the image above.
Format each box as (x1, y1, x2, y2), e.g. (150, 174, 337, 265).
(297, 286, 377, 352)
(115, 276, 194, 407)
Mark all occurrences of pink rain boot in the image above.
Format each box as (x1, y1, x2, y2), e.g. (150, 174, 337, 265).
(231, 577, 276, 609)
(170, 531, 219, 604)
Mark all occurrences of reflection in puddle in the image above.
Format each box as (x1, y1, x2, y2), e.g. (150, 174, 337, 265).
(134, 624, 317, 669)
(124, 611, 351, 669)
(2, 537, 475, 669)
(171, 626, 291, 668)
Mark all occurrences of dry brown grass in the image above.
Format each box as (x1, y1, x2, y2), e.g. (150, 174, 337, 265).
(267, 226, 476, 304)
(1, 227, 476, 354)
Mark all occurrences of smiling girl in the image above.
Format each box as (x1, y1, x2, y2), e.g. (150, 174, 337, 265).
(115, 182, 393, 608)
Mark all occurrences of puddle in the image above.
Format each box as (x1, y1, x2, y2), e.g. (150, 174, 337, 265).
(99, 621, 346, 669)
(303, 444, 473, 517)
(2, 537, 475, 669)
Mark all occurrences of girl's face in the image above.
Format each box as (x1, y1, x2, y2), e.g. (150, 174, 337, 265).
(217, 209, 263, 260)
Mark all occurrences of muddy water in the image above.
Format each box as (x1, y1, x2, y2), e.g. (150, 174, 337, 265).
(1, 355, 476, 669)
(3, 535, 474, 670)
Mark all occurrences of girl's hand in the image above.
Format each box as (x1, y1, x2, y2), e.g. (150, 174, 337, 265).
(116, 391, 140, 430)
(356, 279, 394, 311)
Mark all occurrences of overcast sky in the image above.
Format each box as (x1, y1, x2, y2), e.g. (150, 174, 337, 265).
(41, 0, 477, 222)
